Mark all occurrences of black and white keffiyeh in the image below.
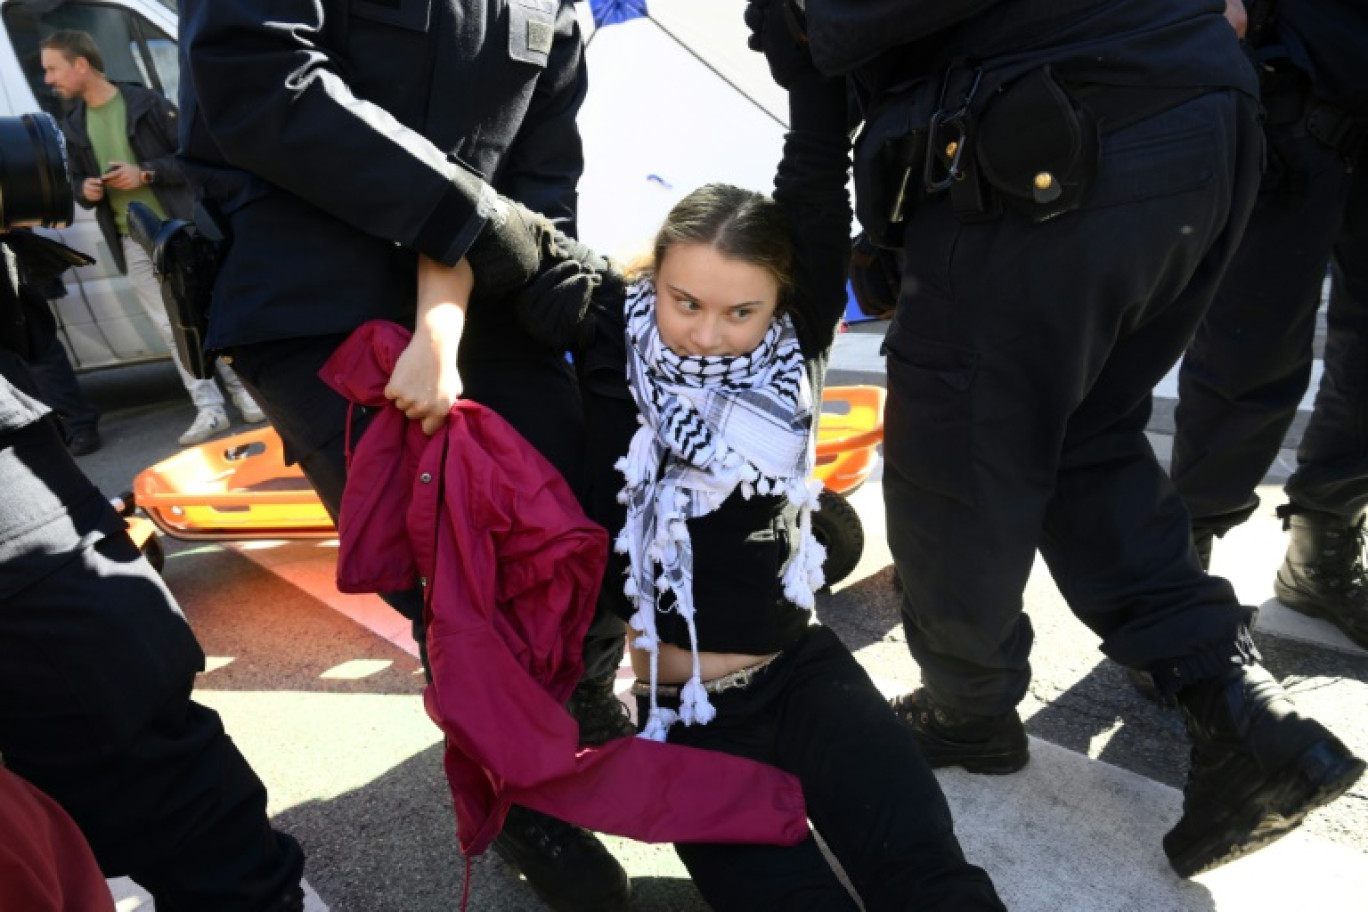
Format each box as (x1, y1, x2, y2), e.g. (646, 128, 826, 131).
(615, 279, 827, 741)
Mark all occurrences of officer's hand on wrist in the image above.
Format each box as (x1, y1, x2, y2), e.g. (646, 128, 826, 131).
(513, 257, 622, 354)
(1224, 0, 1248, 38)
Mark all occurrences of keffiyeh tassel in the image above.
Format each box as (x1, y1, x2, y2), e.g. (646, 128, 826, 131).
(628, 582, 676, 742)
(639, 624, 678, 742)
(618, 426, 658, 489)
(782, 479, 828, 609)
(679, 677, 717, 726)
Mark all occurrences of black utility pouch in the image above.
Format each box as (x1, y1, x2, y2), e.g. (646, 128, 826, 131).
(127, 201, 225, 380)
(853, 80, 930, 250)
(975, 66, 1100, 222)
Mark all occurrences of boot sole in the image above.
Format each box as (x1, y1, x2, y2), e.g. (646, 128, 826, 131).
(1274, 583, 1368, 651)
(924, 743, 1030, 776)
(1164, 739, 1366, 878)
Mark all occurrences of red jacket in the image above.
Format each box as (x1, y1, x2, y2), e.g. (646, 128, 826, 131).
(0, 766, 114, 912)
(322, 321, 808, 855)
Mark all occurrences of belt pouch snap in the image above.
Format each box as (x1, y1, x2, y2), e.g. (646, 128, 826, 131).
(975, 65, 1100, 222)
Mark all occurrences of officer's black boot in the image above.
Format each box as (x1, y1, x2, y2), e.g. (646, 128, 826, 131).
(1164, 664, 1364, 877)
(1125, 666, 1173, 708)
(492, 805, 631, 912)
(1273, 505, 1368, 649)
(566, 673, 635, 747)
(889, 690, 1029, 775)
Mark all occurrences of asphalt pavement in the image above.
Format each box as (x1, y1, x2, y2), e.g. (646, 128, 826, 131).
(67, 322, 1368, 912)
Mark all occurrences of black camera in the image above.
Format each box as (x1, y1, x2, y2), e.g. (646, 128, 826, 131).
(0, 112, 75, 229)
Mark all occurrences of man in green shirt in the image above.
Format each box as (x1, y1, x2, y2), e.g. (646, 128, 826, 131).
(41, 29, 264, 445)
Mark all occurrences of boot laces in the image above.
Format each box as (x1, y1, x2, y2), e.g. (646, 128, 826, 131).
(1335, 517, 1368, 595)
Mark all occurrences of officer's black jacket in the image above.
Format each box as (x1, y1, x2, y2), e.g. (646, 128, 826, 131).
(1276, 0, 1368, 113)
(0, 244, 47, 434)
(0, 244, 123, 599)
(178, 0, 587, 350)
(805, 0, 1255, 97)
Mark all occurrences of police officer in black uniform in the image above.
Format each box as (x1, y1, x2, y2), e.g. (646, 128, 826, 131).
(1, 229, 304, 910)
(748, 0, 1364, 879)
(1171, 0, 1368, 650)
(177, 1, 629, 909)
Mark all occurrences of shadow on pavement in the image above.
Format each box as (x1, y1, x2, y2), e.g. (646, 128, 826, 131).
(272, 741, 709, 912)
(818, 564, 902, 654)
(169, 544, 426, 695)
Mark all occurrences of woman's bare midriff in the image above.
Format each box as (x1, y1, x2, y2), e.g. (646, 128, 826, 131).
(631, 641, 778, 684)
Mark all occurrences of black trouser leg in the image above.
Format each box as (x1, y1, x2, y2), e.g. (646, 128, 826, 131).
(1286, 166, 1368, 518)
(0, 422, 302, 910)
(651, 628, 1002, 911)
(25, 332, 100, 437)
(1039, 233, 1255, 675)
(885, 90, 1263, 713)
(1172, 127, 1352, 533)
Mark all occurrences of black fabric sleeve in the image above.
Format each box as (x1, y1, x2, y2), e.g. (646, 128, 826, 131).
(773, 74, 854, 360)
(577, 292, 637, 621)
(180, 0, 491, 266)
(141, 94, 187, 188)
(804, 0, 1000, 76)
(61, 116, 98, 211)
(496, 1, 588, 236)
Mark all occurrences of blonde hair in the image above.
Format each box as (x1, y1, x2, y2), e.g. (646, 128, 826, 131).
(640, 183, 794, 308)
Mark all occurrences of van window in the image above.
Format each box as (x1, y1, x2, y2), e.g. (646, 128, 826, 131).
(4, 1, 179, 115)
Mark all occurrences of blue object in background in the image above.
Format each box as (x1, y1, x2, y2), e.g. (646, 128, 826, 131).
(844, 280, 879, 323)
(589, 0, 649, 28)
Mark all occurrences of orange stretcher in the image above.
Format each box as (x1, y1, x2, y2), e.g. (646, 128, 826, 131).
(131, 385, 886, 584)
(133, 427, 334, 542)
(815, 384, 886, 495)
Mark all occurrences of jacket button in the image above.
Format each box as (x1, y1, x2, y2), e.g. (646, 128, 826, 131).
(420, 472, 432, 484)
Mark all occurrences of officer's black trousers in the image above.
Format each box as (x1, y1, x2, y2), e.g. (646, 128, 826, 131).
(884, 90, 1264, 714)
(1173, 130, 1368, 531)
(228, 312, 627, 682)
(0, 419, 303, 910)
(26, 331, 100, 438)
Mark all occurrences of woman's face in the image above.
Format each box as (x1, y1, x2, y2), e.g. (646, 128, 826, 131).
(654, 242, 780, 358)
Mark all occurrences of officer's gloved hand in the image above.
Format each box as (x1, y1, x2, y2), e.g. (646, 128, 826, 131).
(849, 231, 900, 320)
(465, 193, 616, 309)
(464, 196, 559, 300)
(514, 254, 626, 355)
(744, 0, 817, 90)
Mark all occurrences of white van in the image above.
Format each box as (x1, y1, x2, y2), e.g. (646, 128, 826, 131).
(1, 0, 178, 370)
